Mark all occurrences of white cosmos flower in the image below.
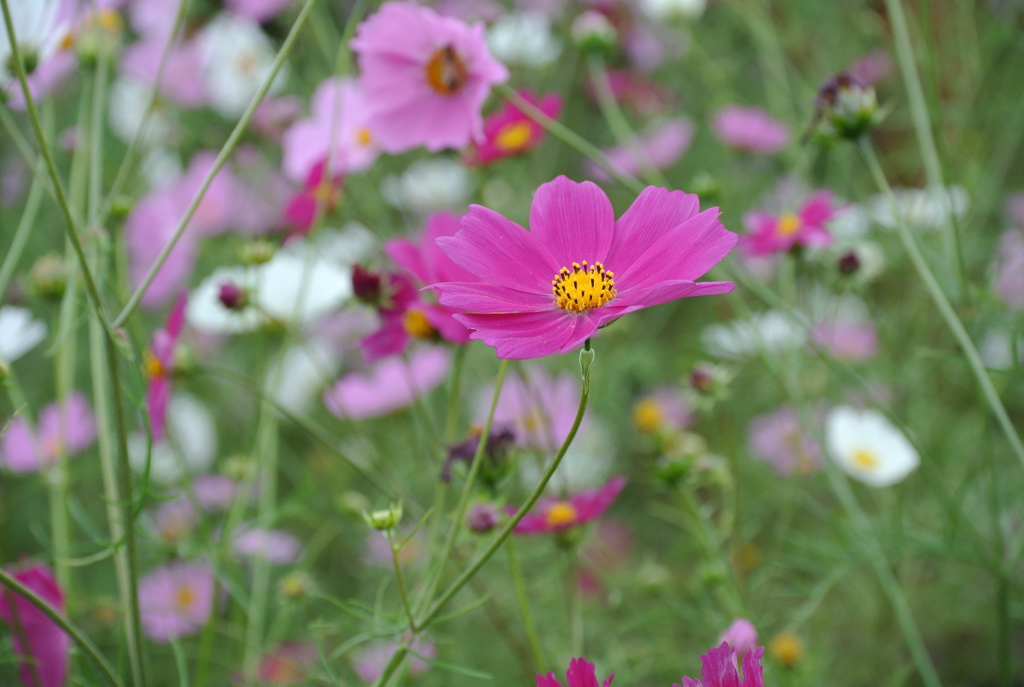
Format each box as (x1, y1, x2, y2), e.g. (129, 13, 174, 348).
(826, 406, 919, 487)
(381, 159, 472, 216)
(979, 329, 1023, 370)
(198, 13, 286, 118)
(266, 339, 339, 417)
(129, 392, 218, 484)
(108, 76, 177, 146)
(639, 0, 706, 21)
(487, 12, 562, 68)
(0, 306, 47, 362)
(0, 0, 66, 86)
(187, 265, 264, 334)
(701, 310, 807, 359)
(519, 422, 614, 494)
(868, 185, 968, 232)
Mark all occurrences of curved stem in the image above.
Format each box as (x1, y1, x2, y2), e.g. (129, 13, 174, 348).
(0, 171, 43, 301)
(506, 537, 545, 673)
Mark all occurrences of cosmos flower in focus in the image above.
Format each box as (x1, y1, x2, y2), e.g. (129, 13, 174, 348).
(350, 1, 509, 153)
(0, 563, 69, 687)
(323, 346, 451, 419)
(0, 392, 97, 473)
(712, 106, 790, 154)
(538, 657, 614, 687)
(513, 476, 626, 534)
(747, 406, 821, 476)
(138, 560, 215, 642)
(432, 177, 736, 359)
(465, 91, 562, 167)
(741, 191, 837, 256)
(0, 306, 47, 363)
(826, 406, 919, 487)
(676, 643, 764, 687)
(587, 118, 694, 183)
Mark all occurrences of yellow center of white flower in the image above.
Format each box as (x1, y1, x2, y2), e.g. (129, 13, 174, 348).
(425, 45, 468, 95)
(545, 502, 578, 528)
(851, 447, 879, 470)
(776, 213, 802, 236)
(552, 261, 616, 313)
(403, 309, 435, 339)
(494, 121, 533, 153)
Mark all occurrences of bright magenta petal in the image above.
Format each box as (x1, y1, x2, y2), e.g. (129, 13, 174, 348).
(432, 282, 553, 313)
(455, 311, 600, 359)
(606, 186, 701, 270)
(619, 280, 736, 309)
(529, 176, 615, 268)
(566, 658, 601, 687)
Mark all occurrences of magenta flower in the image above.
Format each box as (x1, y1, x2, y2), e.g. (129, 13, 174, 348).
(1, 392, 97, 473)
(747, 406, 821, 476)
(431, 176, 736, 359)
(811, 318, 878, 361)
(676, 643, 764, 687)
(282, 160, 343, 236)
(145, 294, 187, 442)
(281, 77, 379, 184)
(323, 346, 451, 420)
(513, 476, 626, 534)
(741, 191, 836, 256)
(233, 526, 301, 564)
(994, 229, 1024, 311)
(0, 563, 69, 687)
(350, 1, 509, 153)
(484, 366, 588, 451)
(587, 118, 694, 182)
(464, 91, 562, 166)
(718, 618, 759, 658)
(138, 560, 215, 642)
(712, 106, 790, 154)
(537, 657, 613, 687)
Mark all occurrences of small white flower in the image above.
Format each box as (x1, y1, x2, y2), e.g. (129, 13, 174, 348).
(826, 406, 919, 487)
(487, 12, 562, 68)
(828, 203, 871, 240)
(979, 329, 1023, 370)
(381, 159, 473, 215)
(266, 340, 339, 417)
(129, 392, 218, 484)
(256, 250, 351, 324)
(108, 76, 178, 146)
(869, 185, 968, 232)
(0, 306, 47, 362)
(0, 0, 66, 87)
(701, 311, 807, 359)
(639, 0, 706, 21)
(198, 13, 286, 118)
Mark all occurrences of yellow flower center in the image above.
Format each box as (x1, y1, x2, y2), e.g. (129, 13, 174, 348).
(552, 261, 617, 313)
(175, 584, 195, 610)
(770, 632, 804, 667)
(776, 213, 802, 237)
(425, 45, 468, 96)
(851, 447, 879, 470)
(355, 127, 373, 146)
(494, 121, 534, 153)
(143, 350, 165, 379)
(95, 10, 124, 34)
(633, 398, 664, 433)
(312, 179, 335, 204)
(403, 309, 435, 339)
(545, 502, 578, 528)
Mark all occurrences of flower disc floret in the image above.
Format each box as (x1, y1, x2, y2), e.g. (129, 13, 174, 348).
(553, 261, 617, 313)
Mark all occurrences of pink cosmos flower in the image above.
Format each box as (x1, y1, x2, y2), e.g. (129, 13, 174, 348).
(1, 392, 97, 473)
(741, 191, 836, 256)
(1006, 193, 1024, 227)
(282, 160, 343, 236)
(632, 386, 691, 433)
(0, 563, 69, 687)
(323, 346, 451, 420)
(464, 91, 562, 166)
(811, 318, 878, 361)
(350, 1, 509, 153)
(226, 0, 293, 22)
(484, 366, 588, 451)
(154, 497, 198, 542)
(281, 77, 379, 184)
(676, 643, 764, 687)
(252, 95, 302, 141)
(361, 213, 476, 360)
(120, 33, 207, 108)
(712, 106, 790, 154)
(718, 618, 759, 658)
(747, 406, 821, 476)
(431, 176, 737, 359)
(353, 638, 434, 684)
(537, 657, 614, 687)
(513, 476, 627, 534)
(193, 474, 238, 509)
(587, 118, 694, 183)
(233, 526, 301, 564)
(994, 229, 1024, 310)
(145, 294, 187, 442)
(577, 518, 633, 598)
(138, 560, 215, 642)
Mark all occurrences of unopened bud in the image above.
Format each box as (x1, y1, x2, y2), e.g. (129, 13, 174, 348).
(352, 264, 382, 304)
(239, 240, 276, 266)
(218, 281, 248, 310)
(0, 360, 10, 383)
(365, 502, 402, 531)
(29, 253, 68, 299)
(467, 503, 500, 533)
(279, 571, 313, 599)
(571, 11, 617, 53)
(837, 250, 860, 275)
(109, 195, 134, 219)
(815, 72, 880, 140)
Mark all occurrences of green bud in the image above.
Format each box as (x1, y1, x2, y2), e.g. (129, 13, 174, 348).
(365, 502, 402, 531)
(579, 344, 595, 393)
(239, 240, 276, 266)
(814, 73, 881, 140)
(29, 253, 68, 300)
(571, 11, 617, 53)
(109, 196, 134, 220)
(279, 571, 313, 599)
(0, 359, 10, 384)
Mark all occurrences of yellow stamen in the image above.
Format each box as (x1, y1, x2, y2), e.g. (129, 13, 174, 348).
(769, 632, 804, 667)
(552, 261, 616, 313)
(403, 309, 435, 339)
(96, 10, 124, 34)
(356, 127, 373, 146)
(851, 447, 879, 470)
(776, 212, 802, 237)
(425, 45, 469, 95)
(59, 31, 75, 51)
(493, 121, 534, 153)
(545, 502, 578, 528)
(175, 585, 195, 610)
(143, 351, 165, 379)
(632, 398, 663, 433)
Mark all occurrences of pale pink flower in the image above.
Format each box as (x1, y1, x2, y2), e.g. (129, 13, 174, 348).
(233, 526, 301, 564)
(138, 561, 215, 641)
(994, 229, 1024, 310)
(812, 318, 878, 361)
(747, 406, 822, 476)
(712, 106, 790, 154)
(587, 118, 694, 182)
(848, 49, 893, 86)
(120, 33, 207, 108)
(0, 392, 97, 473)
(226, 0, 294, 22)
(484, 366, 589, 452)
(741, 191, 837, 256)
(323, 346, 451, 419)
(718, 618, 759, 658)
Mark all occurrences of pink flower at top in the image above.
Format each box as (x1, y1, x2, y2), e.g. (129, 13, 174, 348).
(811, 318, 877, 361)
(323, 346, 451, 420)
(741, 191, 837, 256)
(747, 406, 821, 476)
(361, 213, 476, 360)
(353, 638, 435, 684)
(350, 2, 509, 153)
(226, 0, 293, 22)
(538, 658, 614, 687)
(145, 293, 187, 442)
(233, 526, 301, 564)
(994, 229, 1024, 311)
(0, 563, 69, 687)
(464, 91, 562, 167)
(138, 560, 215, 642)
(485, 366, 588, 451)
(676, 643, 764, 687)
(718, 618, 759, 658)
(431, 176, 737, 359)
(281, 77, 380, 184)
(1, 392, 97, 473)
(712, 106, 790, 154)
(513, 476, 626, 534)
(282, 160, 343, 236)
(120, 33, 207, 108)
(587, 118, 694, 183)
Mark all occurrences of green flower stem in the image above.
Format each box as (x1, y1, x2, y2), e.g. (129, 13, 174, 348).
(858, 138, 1024, 473)
(372, 344, 595, 687)
(494, 83, 645, 195)
(586, 54, 668, 187)
(675, 484, 745, 618)
(0, 171, 43, 301)
(565, 548, 584, 657)
(0, 568, 124, 687)
(388, 529, 418, 632)
(506, 537, 545, 673)
(112, 0, 321, 329)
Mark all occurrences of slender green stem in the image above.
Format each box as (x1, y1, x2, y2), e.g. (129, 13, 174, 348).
(0, 172, 43, 301)
(565, 549, 583, 657)
(388, 530, 418, 632)
(0, 569, 124, 687)
(858, 138, 1024, 473)
(113, 0, 320, 328)
(444, 345, 468, 444)
(998, 573, 1010, 687)
(494, 83, 645, 195)
(506, 538, 545, 672)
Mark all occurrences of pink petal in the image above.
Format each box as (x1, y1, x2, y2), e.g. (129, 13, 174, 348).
(570, 476, 627, 522)
(740, 647, 765, 687)
(385, 238, 430, 285)
(699, 643, 741, 687)
(537, 673, 565, 687)
(566, 658, 600, 687)
(454, 310, 600, 360)
(798, 190, 836, 226)
(605, 186, 701, 270)
(432, 282, 554, 313)
(619, 280, 736, 308)
(528, 176, 615, 269)
(0, 418, 41, 473)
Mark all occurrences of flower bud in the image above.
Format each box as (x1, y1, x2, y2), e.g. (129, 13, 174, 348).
(466, 502, 500, 533)
(815, 72, 880, 140)
(352, 264, 383, 304)
(571, 11, 617, 53)
(0, 359, 10, 383)
(218, 281, 248, 310)
(29, 253, 68, 299)
(279, 571, 313, 599)
(109, 195, 134, 219)
(239, 240, 276, 266)
(837, 250, 860, 275)
(365, 502, 403, 531)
